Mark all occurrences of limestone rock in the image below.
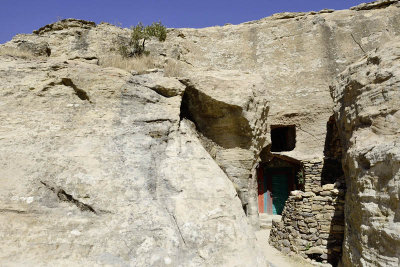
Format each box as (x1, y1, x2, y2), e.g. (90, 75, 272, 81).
(331, 38, 400, 267)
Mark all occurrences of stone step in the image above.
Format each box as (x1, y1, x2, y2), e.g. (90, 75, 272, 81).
(260, 222, 272, 229)
(259, 214, 282, 229)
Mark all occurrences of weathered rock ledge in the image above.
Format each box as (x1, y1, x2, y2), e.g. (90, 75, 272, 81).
(331, 38, 400, 267)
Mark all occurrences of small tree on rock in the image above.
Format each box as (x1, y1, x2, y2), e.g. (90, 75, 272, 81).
(119, 21, 167, 58)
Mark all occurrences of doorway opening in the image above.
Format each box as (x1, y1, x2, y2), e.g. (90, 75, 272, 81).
(257, 156, 302, 215)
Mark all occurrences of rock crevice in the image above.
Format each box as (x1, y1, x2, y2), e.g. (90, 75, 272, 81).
(40, 181, 97, 214)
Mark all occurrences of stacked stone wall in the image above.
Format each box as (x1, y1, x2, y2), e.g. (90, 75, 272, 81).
(269, 161, 345, 265)
(304, 161, 324, 192)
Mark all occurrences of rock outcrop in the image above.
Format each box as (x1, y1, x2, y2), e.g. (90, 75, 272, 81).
(1, 1, 400, 266)
(0, 57, 266, 265)
(331, 39, 400, 266)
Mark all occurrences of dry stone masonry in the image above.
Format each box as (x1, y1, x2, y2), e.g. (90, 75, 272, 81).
(304, 161, 325, 192)
(269, 184, 345, 265)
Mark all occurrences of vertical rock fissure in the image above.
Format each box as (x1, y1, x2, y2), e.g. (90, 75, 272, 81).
(322, 115, 345, 185)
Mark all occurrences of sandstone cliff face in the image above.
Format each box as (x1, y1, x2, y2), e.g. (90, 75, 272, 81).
(1, 1, 400, 266)
(331, 39, 400, 266)
(6, 2, 400, 161)
(0, 57, 266, 265)
(167, 1, 400, 161)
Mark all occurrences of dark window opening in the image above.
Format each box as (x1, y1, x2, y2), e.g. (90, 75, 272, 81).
(270, 125, 296, 152)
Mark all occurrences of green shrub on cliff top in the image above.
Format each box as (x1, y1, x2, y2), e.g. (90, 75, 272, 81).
(119, 21, 166, 58)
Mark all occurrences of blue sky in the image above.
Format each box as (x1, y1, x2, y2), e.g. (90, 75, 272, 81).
(1, 0, 367, 44)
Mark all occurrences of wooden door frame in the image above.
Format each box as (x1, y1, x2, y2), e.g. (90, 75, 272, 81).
(258, 166, 295, 214)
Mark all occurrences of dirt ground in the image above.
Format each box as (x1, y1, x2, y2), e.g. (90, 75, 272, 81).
(255, 229, 314, 267)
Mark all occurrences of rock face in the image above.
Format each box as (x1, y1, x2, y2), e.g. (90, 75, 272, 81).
(169, 0, 400, 161)
(7, 4, 400, 165)
(0, 58, 265, 265)
(331, 39, 400, 266)
(1, 1, 400, 266)
(179, 70, 269, 226)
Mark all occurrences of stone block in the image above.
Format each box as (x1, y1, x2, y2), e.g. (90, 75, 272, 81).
(298, 221, 307, 227)
(305, 247, 324, 255)
(314, 196, 330, 201)
(295, 239, 309, 246)
(319, 224, 330, 232)
(305, 217, 316, 223)
(290, 190, 303, 196)
(320, 191, 332, 196)
(320, 234, 329, 239)
(309, 228, 318, 233)
(331, 188, 340, 195)
(299, 227, 309, 234)
(300, 212, 314, 217)
(312, 187, 322, 193)
(312, 204, 323, 211)
(297, 245, 306, 251)
(322, 184, 335, 191)
(282, 240, 290, 247)
(304, 192, 316, 198)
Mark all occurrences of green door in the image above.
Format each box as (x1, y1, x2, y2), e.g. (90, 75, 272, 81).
(271, 174, 289, 215)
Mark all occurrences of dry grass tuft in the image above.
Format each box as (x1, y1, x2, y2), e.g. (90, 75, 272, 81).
(163, 59, 185, 77)
(99, 54, 156, 73)
(0, 46, 36, 59)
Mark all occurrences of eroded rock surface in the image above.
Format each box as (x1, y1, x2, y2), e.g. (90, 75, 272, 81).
(179, 70, 269, 227)
(331, 39, 400, 266)
(1, 1, 400, 266)
(0, 56, 265, 266)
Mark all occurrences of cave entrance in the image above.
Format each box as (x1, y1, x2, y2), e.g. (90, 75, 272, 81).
(257, 156, 301, 215)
